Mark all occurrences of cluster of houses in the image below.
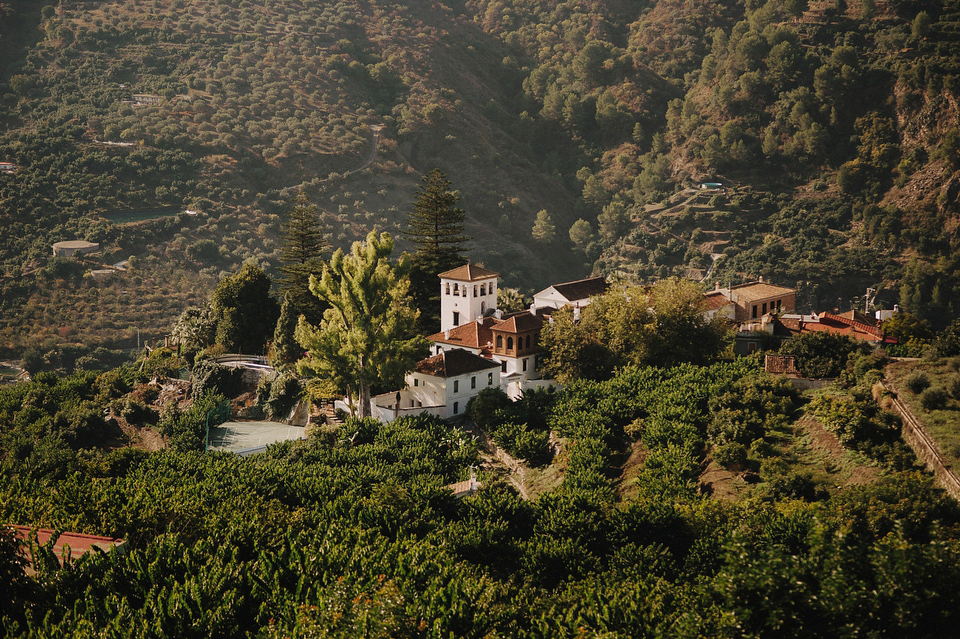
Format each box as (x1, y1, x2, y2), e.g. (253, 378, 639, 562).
(370, 264, 608, 422)
(704, 278, 897, 355)
(358, 266, 900, 422)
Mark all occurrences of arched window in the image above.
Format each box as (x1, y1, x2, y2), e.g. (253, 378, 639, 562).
(480, 284, 486, 296)
(507, 337, 514, 350)
(445, 283, 450, 295)
(526, 335, 531, 349)
(474, 285, 478, 297)
(496, 335, 502, 349)
(453, 283, 459, 296)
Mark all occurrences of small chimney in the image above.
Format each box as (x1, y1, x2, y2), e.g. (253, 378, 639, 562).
(443, 330, 450, 340)
(758, 275, 764, 283)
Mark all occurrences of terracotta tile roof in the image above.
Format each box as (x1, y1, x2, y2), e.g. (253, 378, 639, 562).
(414, 348, 501, 378)
(426, 318, 496, 350)
(729, 281, 795, 302)
(11, 526, 126, 573)
(493, 311, 543, 333)
(835, 310, 877, 326)
(811, 312, 888, 342)
(779, 312, 893, 343)
(549, 276, 609, 302)
(704, 291, 733, 310)
(437, 263, 499, 282)
(765, 354, 798, 375)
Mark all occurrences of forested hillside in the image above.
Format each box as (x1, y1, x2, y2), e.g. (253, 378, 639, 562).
(1, 0, 959, 364)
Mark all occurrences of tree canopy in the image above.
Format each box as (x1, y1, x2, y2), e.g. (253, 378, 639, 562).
(541, 278, 730, 382)
(211, 262, 280, 355)
(295, 231, 426, 417)
(403, 168, 469, 263)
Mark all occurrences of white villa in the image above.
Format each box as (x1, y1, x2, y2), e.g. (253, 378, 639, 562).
(372, 347, 501, 422)
(372, 264, 610, 422)
(532, 276, 609, 319)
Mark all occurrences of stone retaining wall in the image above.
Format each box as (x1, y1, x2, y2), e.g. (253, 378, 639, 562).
(882, 381, 960, 501)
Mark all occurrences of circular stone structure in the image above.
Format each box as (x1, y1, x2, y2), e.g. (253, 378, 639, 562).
(52, 240, 100, 257)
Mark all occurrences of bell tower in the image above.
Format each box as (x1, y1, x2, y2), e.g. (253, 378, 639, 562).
(438, 263, 499, 332)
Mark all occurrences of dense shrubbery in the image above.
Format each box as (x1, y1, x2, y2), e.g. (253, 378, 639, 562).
(906, 371, 931, 394)
(920, 387, 949, 412)
(810, 389, 915, 469)
(2, 356, 960, 635)
(780, 332, 865, 378)
(468, 387, 554, 465)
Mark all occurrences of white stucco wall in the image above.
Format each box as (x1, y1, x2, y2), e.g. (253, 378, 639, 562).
(440, 276, 497, 331)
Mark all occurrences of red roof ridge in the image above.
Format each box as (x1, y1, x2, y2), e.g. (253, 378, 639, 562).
(437, 263, 499, 281)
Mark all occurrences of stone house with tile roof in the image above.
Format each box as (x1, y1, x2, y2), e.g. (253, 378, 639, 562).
(711, 279, 796, 323)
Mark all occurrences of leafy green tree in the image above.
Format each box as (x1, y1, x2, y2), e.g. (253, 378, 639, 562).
(278, 191, 329, 325)
(531, 209, 556, 243)
(912, 11, 932, 38)
(212, 262, 280, 354)
(296, 231, 426, 417)
(497, 287, 529, 313)
(403, 169, 470, 332)
(935, 128, 960, 170)
(883, 311, 933, 343)
(779, 332, 863, 378)
(647, 278, 731, 367)
(403, 168, 468, 263)
(542, 280, 729, 382)
(597, 198, 630, 244)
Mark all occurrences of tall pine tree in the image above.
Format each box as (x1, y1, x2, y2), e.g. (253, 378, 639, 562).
(272, 294, 300, 370)
(278, 191, 329, 325)
(403, 169, 469, 333)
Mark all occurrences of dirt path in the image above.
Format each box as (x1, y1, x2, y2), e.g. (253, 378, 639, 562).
(469, 424, 529, 499)
(795, 414, 880, 487)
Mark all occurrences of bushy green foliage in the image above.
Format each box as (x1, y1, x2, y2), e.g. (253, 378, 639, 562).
(159, 391, 228, 451)
(949, 375, 960, 401)
(469, 387, 555, 465)
(810, 390, 911, 467)
(263, 372, 302, 420)
(906, 371, 931, 394)
(190, 359, 243, 399)
(780, 332, 864, 378)
(541, 279, 730, 383)
(1, 359, 960, 636)
(211, 262, 281, 355)
(713, 441, 748, 469)
(920, 387, 949, 411)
